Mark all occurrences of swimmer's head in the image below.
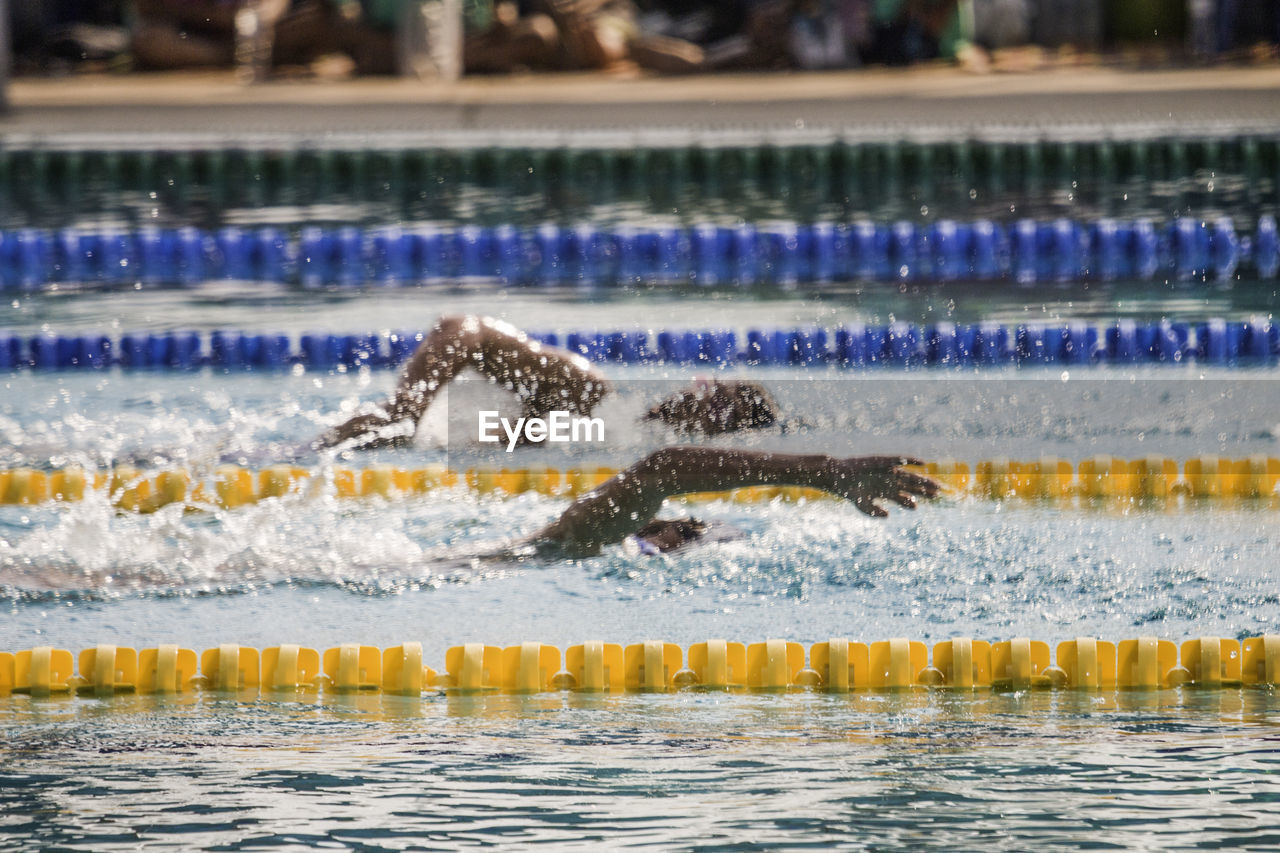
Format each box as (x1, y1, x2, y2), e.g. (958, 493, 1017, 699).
(644, 380, 778, 436)
(633, 517, 709, 553)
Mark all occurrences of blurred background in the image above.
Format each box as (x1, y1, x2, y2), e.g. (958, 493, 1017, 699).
(7, 0, 1279, 84)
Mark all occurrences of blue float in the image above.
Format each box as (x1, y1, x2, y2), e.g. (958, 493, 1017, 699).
(1090, 220, 1123, 281)
(1241, 319, 1270, 361)
(1253, 215, 1278, 279)
(55, 230, 98, 285)
(1106, 320, 1140, 362)
(137, 228, 174, 286)
(210, 331, 243, 369)
(862, 324, 889, 365)
(1197, 319, 1230, 364)
(1012, 220, 1039, 284)
(1132, 220, 1160, 280)
(745, 328, 773, 364)
(3, 217, 1279, 289)
(335, 227, 365, 287)
(887, 322, 922, 365)
(1061, 322, 1095, 364)
(532, 224, 565, 286)
(369, 227, 412, 286)
(1048, 219, 1084, 282)
(1209, 218, 1239, 281)
(119, 333, 150, 369)
(1018, 325, 1056, 364)
(242, 333, 291, 369)
(301, 333, 340, 370)
(927, 322, 961, 365)
(458, 226, 493, 279)
(218, 227, 254, 281)
(30, 335, 58, 369)
(851, 222, 891, 280)
(809, 222, 845, 284)
(691, 224, 730, 287)
(4, 320, 1280, 374)
(890, 222, 919, 281)
(174, 226, 206, 287)
(653, 227, 689, 284)
(0, 336, 20, 368)
(973, 323, 1013, 365)
(493, 225, 527, 284)
(730, 224, 758, 286)
(299, 227, 331, 290)
(759, 223, 807, 287)
(970, 220, 1002, 281)
(1171, 218, 1210, 280)
(930, 221, 970, 282)
(340, 334, 381, 368)
(657, 330, 689, 364)
(256, 227, 293, 284)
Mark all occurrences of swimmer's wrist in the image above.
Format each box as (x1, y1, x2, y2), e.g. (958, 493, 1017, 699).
(772, 453, 839, 492)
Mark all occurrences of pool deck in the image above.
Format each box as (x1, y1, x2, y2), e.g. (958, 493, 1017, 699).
(3, 65, 1280, 143)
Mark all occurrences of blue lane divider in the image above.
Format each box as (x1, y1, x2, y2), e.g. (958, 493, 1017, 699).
(0, 216, 1275, 290)
(2, 321, 1278, 371)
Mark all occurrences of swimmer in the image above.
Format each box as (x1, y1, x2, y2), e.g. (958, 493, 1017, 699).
(318, 315, 780, 450)
(506, 445, 939, 559)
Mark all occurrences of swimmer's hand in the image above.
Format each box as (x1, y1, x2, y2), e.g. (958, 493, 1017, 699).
(823, 456, 940, 518)
(317, 410, 414, 451)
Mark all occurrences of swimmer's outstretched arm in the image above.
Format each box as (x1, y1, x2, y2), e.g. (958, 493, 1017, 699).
(533, 447, 940, 556)
(319, 315, 609, 450)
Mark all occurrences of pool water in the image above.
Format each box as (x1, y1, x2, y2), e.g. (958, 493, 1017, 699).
(3, 289, 1280, 851)
(4, 689, 1280, 851)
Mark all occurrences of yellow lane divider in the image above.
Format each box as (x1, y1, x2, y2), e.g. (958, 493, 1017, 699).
(1, 456, 1279, 513)
(2, 635, 1277, 697)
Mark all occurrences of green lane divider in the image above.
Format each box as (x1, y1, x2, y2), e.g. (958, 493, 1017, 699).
(1, 136, 1275, 223)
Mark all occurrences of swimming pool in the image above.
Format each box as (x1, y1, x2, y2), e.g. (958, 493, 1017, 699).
(3, 284, 1280, 848)
(4, 688, 1279, 851)
(5, 116, 1280, 850)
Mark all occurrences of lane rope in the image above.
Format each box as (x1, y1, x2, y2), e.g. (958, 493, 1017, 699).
(3, 317, 1278, 370)
(1, 457, 1277, 511)
(2, 635, 1276, 696)
(0, 215, 1273, 290)
(3, 133, 1277, 214)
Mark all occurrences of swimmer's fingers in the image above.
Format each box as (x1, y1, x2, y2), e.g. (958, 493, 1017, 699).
(855, 491, 917, 518)
(831, 457, 935, 513)
(854, 497, 889, 518)
(895, 469, 941, 498)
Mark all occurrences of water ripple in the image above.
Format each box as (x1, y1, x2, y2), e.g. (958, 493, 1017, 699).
(2, 692, 1280, 851)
